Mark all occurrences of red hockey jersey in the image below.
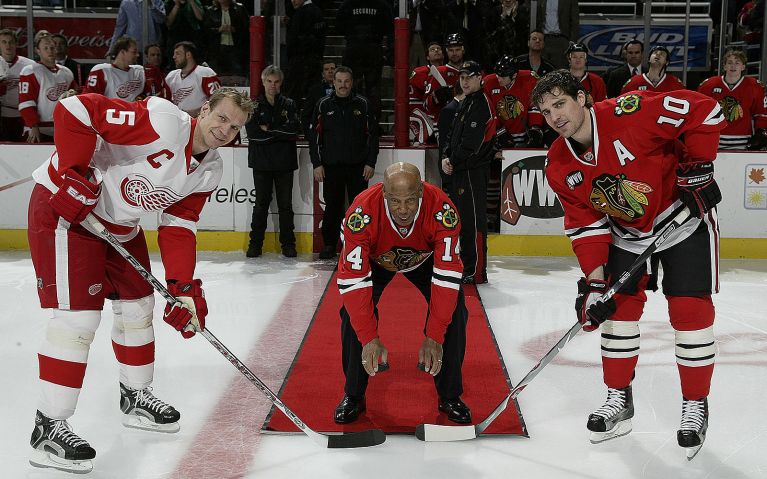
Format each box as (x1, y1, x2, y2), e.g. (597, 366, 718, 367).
(545, 90, 725, 276)
(578, 72, 607, 103)
(697, 75, 767, 149)
(424, 64, 461, 117)
(621, 72, 686, 95)
(483, 71, 543, 145)
(409, 65, 430, 110)
(337, 182, 463, 345)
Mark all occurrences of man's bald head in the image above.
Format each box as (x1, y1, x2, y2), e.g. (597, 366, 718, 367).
(383, 162, 423, 227)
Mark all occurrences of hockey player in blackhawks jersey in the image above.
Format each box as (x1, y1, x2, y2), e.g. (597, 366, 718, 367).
(26, 88, 254, 473)
(621, 45, 686, 95)
(532, 70, 726, 458)
(698, 48, 767, 150)
(333, 163, 471, 425)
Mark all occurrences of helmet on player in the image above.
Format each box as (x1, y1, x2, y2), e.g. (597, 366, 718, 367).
(565, 42, 588, 57)
(494, 55, 517, 78)
(445, 33, 464, 48)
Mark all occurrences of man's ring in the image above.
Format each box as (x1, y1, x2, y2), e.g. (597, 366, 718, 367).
(361, 360, 368, 364)
(437, 359, 442, 363)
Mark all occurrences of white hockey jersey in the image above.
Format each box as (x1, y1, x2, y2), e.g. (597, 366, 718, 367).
(165, 65, 220, 113)
(83, 63, 149, 101)
(32, 94, 222, 281)
(19, 62, 76, 136)
(0, 55, 35, 118)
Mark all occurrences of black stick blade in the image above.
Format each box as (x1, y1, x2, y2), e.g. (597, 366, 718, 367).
(326, 429, 386, 448)
(415, 425, 426, 441)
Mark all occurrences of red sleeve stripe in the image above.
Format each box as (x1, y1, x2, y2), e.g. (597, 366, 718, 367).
(38, 354, 87, 389)
(337, 273, 372, 294)
(702, 103, 724, 125)
(159, 213, 197, 234)
(565, 217, 610, 242)
(112, 341, 155, 366)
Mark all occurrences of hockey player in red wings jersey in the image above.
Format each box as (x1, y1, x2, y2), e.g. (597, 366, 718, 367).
(83, 36, 154, 102)
(333, 163, 471, 426)
(698, 48, 767, 150)
(532, 70, 725, 456)
(26, 89, 254, 473)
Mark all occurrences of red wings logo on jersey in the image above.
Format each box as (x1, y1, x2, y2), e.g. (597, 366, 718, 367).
(116, 79, 144, 99)
(374, 246, 432, 272)
(614, 94, 642, 116)
(718, 96, 744, 122)
(172, 86, 195, 105)
(46, 82, 70, 101)
(589, 173, 653, 221)
(120, 174, 183, 211)
(496, 95, 523, 121)
(5, 78, 19, 91)
(346, 206, 371, 233)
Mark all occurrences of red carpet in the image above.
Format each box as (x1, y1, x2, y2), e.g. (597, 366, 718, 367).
(263, 273, 526, 435)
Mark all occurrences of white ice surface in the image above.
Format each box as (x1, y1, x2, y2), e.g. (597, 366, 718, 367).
(1, 251, 765, 478)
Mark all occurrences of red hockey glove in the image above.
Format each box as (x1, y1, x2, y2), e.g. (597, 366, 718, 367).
(49, 169, 101, 224)
(676, 162, 721, 218)
(575, 278, 616, 332)
(163, 280, 208, 339)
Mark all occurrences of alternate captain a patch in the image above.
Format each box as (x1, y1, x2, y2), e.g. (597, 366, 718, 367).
(346, 206, 371, 233)
(614, 93, 641, 116)
(434, 203, 459, 229)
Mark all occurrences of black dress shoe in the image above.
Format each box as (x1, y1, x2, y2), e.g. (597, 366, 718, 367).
(439, 397, 472, 424)
(282, 245, 297, 258)
(334, 395, 365, 424)
(246, 245, 262, 258)
(319, 245, 336, 259)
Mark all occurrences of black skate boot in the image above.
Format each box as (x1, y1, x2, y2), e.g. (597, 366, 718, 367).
(678, 397, 708, 460)
(29, 410, 96, 474)
(587, 386, 634, 444)
(120, 383, 181, 433)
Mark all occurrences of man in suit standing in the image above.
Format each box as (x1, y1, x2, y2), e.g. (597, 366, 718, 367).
(535, 0, 579, 69)
(604, 39, 643, 98)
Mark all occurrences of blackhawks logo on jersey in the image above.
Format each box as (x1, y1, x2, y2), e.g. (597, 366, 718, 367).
(589, 173, 653, 221)
(435, 203, 459, 229)
(375, 246, 432, 272)
(718, 96, 744, 122)
(496, 95, 524, 121)
(614, 93, 642, 116)
(346, 206, 370, 233)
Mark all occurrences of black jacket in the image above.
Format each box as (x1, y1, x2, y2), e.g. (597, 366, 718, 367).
(308, 92, 379, 168)
(301, 80, 334, 137)
(286, 1, 326, 60)
(513, 54, 555, 77)
(245, 93, 300, 171)
(336, 0, 393, 44)
(445, 89, 495, 171)
(604, 64, 637, 98)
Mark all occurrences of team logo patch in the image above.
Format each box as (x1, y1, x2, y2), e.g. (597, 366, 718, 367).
(346, 206, 370, 233)
(614, 94, 641, 116)
(37, 277, 43, 289)
(375, 246, 432, 272)
(589, 173, 653, 221)
(566, 171, 584, 190)
(116, 79, 144, 98)
(171, 86, 194, 105)
(353, 109, 361, 116)
(120, 174, 183, 211)
(496, 95, 523, 121)
(434, 203, 459, 229)
(46, 82, 70, 101)
(88, 284, 103, 296)
(718, 96, 743, 122)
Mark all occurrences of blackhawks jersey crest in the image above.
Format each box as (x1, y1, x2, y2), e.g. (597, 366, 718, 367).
(496, 95, 524, 121)
(614, 94, 642, 116)
(589, 173, 653, 221)
(346, 206, 371, 233)
(718, 96, 744, 122)
(434, 203, 459, 229)
(375, 246, 433, 272)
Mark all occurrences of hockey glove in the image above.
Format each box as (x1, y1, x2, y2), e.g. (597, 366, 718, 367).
(747, 129, 767, 151)
(433, 86, 453, 106)
(49, 169, 101, 225)
(525, 127, 544, 148)
(163, 279, 208, 339)
(676, 162, 721, 218)
(575, 278, 616, 332)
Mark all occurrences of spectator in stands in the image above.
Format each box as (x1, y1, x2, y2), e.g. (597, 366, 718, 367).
(446, 0, 493, 69)
(514, 30, 555, 77)
(536, 0, 579, 69)
(51, 34, 83, 89)
(301, 59, 335, 138)
(165, 41, 221, 116)
(245, 65, 301, 258)
(18, 31, 76, 143)
(407, 0, 451, 68)
(698, 49, 767, 150)
(621, 45, 685, 94)
(84, 37, 153, 102)
(336, 0, 394, 115)
(203, 0, 249, 77)
(408, 41, 445, 145)
(308, 66, 379, 260)
(567, 42, 606, 103)
(111, 0, 167, 54)
(283, 0, 326, 105)
(0, 28, 35, 141)
(165, 0, 205, 70)
(486, 0, 530, 69)
(144, 43, 170, 98)
(603, 39, 643, 98)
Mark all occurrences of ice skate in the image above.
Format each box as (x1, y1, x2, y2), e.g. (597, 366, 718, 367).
(587, 386, 634, 444)
(678, 397, 708, 460)
(120, 383, 181, 433)
(29, 410, 96, 474)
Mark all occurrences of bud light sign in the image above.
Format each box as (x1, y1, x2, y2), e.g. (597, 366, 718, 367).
(578, 23, 711, 70)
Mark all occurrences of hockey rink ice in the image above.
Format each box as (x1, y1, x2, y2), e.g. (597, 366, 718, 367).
(1, 251, 765, 478)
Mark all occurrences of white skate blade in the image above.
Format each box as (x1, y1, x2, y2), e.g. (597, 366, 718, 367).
(589, 419, 632, 444)
(122, 414, 180, 433)
(685, 443, 704, 461)
(30, 448, 93, 474)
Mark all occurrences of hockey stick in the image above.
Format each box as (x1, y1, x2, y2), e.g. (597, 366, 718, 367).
(84, 214, 386, 449)
(416, 206, 693, 441)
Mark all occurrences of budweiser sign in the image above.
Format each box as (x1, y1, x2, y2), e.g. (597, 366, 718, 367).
(0, 16, 116, 59)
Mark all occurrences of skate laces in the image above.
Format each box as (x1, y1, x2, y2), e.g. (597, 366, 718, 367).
(48, 420, 88, 448)
(133, 387, 172, 414)
(593, 388, 626, 419)
(680, 399, 706, 431)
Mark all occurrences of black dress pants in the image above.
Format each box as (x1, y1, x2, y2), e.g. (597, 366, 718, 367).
(249, 169, 296, 248)
(321, 163, 367, 250)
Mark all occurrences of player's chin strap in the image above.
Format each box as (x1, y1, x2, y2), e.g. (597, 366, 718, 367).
(416, 206, 694, 442)
(83, 214, 386, 449)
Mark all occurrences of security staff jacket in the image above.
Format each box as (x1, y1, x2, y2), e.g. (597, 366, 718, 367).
(308, 92, 379, 168)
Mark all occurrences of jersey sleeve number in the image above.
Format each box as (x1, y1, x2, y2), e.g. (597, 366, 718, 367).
(656, 96, 690, 128)
(19, 81, 29, 94)
(87, 75, 98, 87)
(346, 245, 364, 271)
(106, 109, 136, 126)
(441, 236, 460, 261)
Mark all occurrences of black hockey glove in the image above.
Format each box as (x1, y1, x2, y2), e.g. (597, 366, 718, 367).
(747, 129, 767, 151)
(433, 86, 453, 106)
(575, 278, 616, 332)
(676, 162, 721, 218)
(525, 127, 544, 148)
